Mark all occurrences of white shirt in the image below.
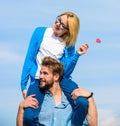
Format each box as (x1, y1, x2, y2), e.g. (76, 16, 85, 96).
(35, 28, 65, 78)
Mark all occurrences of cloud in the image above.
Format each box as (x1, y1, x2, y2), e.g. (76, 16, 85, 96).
(98, 109, 120, 126)
(0, 87, 22, 126)
(0, 50, 21, 62)
(0, 43, 23, 63)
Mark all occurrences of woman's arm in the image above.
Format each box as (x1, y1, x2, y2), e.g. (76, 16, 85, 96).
(21, 27, 46, 91)
(60, 44, 89, 78)
(21, 28, 39, 91)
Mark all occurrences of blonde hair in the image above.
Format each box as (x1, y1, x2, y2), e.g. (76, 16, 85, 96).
(59, 11, 80, 47)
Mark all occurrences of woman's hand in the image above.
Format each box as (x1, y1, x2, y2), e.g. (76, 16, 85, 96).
(77, 43, 89, 55)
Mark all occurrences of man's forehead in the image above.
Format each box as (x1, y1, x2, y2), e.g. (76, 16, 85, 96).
(41, 66, 52, 72)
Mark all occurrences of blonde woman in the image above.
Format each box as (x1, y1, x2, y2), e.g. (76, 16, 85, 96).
(21, 12, 93, 126)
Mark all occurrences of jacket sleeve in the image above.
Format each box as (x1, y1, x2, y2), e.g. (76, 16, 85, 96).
(20, 27, 43, 91)
(60, 46, 81, 78)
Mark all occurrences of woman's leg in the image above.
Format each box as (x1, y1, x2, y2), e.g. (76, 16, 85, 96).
(71, 97, 88, 126)
(60, 78, 88, 125)
(60, 78, 78, 108)
(60, 78, 78, 93)
(23, 79, 45, 126)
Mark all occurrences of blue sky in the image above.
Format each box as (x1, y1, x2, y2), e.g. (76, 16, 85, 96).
(0, 0, 120, 126)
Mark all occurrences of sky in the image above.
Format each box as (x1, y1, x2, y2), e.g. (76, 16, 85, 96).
(0, 0, 120, 126)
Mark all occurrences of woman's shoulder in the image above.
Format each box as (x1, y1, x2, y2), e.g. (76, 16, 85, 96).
(34, 26, 48, 31)
(32, 27, 48, 37)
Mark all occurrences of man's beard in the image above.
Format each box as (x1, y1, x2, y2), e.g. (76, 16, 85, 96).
(40, 79, 54, 91)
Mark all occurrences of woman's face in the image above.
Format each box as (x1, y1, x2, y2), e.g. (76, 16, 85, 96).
(52, 15, 69, 37)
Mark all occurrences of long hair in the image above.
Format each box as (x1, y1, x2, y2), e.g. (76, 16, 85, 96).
(59, 11, 80, 47)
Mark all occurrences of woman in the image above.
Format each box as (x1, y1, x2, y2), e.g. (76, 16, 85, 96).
(21, 11, 91, 126)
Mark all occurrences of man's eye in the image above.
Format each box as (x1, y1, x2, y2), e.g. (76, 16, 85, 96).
(43, 72, 48, 75)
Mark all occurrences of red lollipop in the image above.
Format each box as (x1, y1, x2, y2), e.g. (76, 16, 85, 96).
(96, 38, 102, 43)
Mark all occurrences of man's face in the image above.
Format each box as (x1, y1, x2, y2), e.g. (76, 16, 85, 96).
(39, 66, 54, 90)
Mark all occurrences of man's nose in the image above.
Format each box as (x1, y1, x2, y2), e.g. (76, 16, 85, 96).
(39, 74, 43, 79)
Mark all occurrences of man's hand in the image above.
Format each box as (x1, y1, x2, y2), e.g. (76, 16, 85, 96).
(71, 87, 98, 126)
(16, 95, 38, 126)
(71, 86, 91, 99)
(77, 43, 89, 55)
(20, 94, 39, 109)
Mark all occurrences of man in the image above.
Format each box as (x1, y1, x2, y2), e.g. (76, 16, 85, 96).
(17, 57, 98, 126)
(21, 11, 93, 126)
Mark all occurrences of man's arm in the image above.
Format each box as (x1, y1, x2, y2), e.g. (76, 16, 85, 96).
(16, 103, 24, 126)
(16, 95, 39, 126)
(86, 97, 98, 126)
(71, 87, 98, 126)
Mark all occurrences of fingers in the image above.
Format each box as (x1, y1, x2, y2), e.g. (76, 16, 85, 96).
(85, 43, 89, 48)
(81, 43, 89, 49)
(77, 43, 89, 55)
(71, 94, 77, 99)
(71, 86, 92, 100)
(30, 102, 39, 109)
(23, 94, 39, 109)
(29, 94, 39, 104)
(29, 94, 36, 98)
(80, 44, 89, 51)
(71, 89, 79, 99)
(28, 95, 39, 104)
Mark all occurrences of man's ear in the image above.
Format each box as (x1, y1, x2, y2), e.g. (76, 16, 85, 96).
(54, 73, 60, 81)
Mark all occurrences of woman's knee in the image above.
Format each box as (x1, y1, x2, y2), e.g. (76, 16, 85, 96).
(60, 78, 78, 93)
(74, 97, 88, 110)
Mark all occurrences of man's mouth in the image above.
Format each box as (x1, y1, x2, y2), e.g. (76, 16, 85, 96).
(40, 79, 45, 84)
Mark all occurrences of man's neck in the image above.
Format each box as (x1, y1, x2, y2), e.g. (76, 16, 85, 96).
(49, 82, 62, 106)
